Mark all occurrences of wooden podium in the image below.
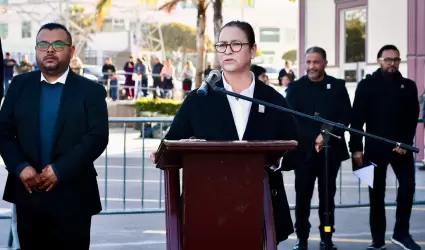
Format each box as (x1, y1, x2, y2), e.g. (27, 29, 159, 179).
(155, 140, 297, 250)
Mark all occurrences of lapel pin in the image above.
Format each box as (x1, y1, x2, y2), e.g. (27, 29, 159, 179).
(258, 104, 265, 113)
(326, 83, 331, 89)
(401, 84, 404, 89)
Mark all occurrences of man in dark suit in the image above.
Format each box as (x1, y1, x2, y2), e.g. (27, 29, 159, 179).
(0, 23, 109, 250)
(286, 46, 351, 250)
(350, 45, 420, 250)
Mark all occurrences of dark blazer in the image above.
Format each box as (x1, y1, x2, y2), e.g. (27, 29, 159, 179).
(165, 79, 304, 243)
(0, 38, 4, 100)
(286, 75, 351, 165)
(349, 69, 419, 164)
(0, 70, 109, 218)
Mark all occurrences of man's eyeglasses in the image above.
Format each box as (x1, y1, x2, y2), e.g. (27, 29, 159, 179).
(214, 41, 250, 53)
(36, 41, 71, 52)
(379, 57, 401, 64)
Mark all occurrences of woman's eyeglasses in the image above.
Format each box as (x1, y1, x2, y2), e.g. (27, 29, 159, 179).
(214, 41, 250, 53)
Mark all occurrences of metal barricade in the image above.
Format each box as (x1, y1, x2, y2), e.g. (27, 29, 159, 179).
(3, 117, 425, 249)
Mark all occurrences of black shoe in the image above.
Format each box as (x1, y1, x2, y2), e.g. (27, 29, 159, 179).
(293, 239, 308, 250)
(391, 235, 421, 250)
(320, 241, 337, 250)
(366, 241, 386, 250)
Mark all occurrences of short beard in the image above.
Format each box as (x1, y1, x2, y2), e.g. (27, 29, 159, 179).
(381, 68, 396, 77)
(308, 71, 324, 82)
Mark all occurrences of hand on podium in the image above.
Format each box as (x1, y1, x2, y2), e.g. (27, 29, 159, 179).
(150, 152, 157, 164)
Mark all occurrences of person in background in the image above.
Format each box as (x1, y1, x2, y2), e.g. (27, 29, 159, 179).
(160, 58, 175, 99)
(280, 72, 295, 98)
(278, 61, 296, 86)
(151, 57, 163, 99)
(181, 60, 195, 96)
(3, 52, 17, 94)
(0, 22, 109, 250)
(18, 55, 34, 74)
(69, 55, 83, 75)
(0, 39, 4, 100)
(153, 20, 305, 247)
(350, 45, 420, 250)
(203, 63, 212, 79)
(250, 64, 267, 83)
(286, 46, 351, 250)
(123, 56, 135, 99)
(102, 57, 117, 100)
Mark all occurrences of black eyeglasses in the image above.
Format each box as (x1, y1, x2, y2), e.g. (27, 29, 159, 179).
(214, 41, 250, 53)
(36, 41, 71, 52)
(379, 57, 401, 64)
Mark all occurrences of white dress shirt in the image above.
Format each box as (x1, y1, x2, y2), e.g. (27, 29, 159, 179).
(222, 72, 256, 140)
(40, 67, 70, 84)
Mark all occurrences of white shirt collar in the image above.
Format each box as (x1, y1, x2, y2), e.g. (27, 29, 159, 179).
(222, 71, 256, 96)
(40, 67, 70, 84)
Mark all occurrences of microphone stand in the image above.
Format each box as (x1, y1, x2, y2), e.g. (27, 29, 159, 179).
(204, 83, 419, 250)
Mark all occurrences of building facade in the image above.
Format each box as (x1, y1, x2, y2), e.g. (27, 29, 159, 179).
(0, 0, 298, 66)
(298, 0, 425, 161)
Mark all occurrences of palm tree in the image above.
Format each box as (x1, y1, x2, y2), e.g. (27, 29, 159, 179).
(159, 0, 208, 87)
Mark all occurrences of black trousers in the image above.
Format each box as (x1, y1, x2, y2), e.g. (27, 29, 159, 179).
(369, 153, 416, 242)
(294, 151, 340, 239)
(16, 204, 92, 250)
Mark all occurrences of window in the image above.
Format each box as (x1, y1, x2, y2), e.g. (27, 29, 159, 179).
(101, 18, 126, 32)
(259, 27, 280, 43)
(344, 69, 365, 82)
(284, 28, 296, 43)
(22, 21, 31, 38)
(0, 0, 8, 4)
(344, 8, 366, 63)
(262, 51, 275, 56)
(0, 23, 8, 39)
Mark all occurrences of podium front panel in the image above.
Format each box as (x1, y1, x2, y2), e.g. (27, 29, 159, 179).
(182, 152, 265, 250)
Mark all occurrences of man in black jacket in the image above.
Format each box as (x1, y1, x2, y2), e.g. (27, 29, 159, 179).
(350, 44, 420, 250)
(0, 23, 109, 250)
(286, 47, 351, 250)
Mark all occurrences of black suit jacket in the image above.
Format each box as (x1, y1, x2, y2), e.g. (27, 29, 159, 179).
(165, 79, 305, 243)
(0, 70, 109, 217)
(286, 75, 351, 165)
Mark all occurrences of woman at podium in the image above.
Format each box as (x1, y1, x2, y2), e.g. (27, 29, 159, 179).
(160, 21, 303, 246)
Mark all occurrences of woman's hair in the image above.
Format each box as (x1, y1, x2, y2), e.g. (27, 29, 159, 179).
(284, 72, 295, 82)
(250, 64, 266, 79)
(221, 21, 256, 47)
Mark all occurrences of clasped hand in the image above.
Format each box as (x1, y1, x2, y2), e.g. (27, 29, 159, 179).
(19, 165, 58, 193)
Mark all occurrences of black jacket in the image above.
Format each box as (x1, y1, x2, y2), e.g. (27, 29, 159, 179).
(165, 79, 305, 242)
(0, 70, 109, 217)
(349, 69, 419, 163)
(286, 74, 351, 164)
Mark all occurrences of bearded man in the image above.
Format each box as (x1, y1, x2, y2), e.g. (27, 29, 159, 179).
(0, 22, 109, 250)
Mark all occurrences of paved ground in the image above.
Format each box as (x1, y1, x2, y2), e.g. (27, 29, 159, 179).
(0, 84, 424, 249)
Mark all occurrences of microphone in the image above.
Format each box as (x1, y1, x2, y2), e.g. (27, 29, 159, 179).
(197, 69, 221, 95)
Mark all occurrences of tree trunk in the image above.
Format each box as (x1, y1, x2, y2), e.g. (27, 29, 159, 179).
(213, 0, 223, 70)
(195, 0, 207, 87)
